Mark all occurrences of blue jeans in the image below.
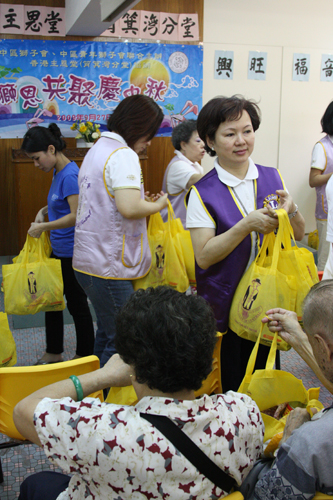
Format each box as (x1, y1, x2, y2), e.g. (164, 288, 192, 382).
(74, 271, 133, 367)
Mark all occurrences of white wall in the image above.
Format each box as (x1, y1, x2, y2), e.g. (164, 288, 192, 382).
(203, 0, 333, 232)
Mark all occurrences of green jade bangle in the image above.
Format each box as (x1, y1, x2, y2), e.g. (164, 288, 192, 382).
(69, 375, 84, 401)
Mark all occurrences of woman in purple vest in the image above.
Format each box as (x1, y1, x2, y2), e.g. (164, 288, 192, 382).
(73, 95, 168, 367)
(309, 101, 333, 271)
(186, 95, 305, 392)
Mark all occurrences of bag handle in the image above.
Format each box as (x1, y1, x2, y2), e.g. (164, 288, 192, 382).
(256, 231, 275, 267)
(167, 199, 177, 222)
(256, 209, 293, 267)
(244, 323, 278, 377)
(276, 209, 295, 251)
(21, 234, 49, 265)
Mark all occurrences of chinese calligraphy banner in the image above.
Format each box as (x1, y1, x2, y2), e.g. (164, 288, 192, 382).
(248, 51, 267, 80)
(321, 54, 333, 82)
(0, 4, 65, 37)
(214, 50, 234, 80)
(0, 39, 203, 139)
(101, 10, 199, 43)
(292, 53, 310, 81)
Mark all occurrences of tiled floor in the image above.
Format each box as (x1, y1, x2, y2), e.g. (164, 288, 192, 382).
(0, 295, 331, 499)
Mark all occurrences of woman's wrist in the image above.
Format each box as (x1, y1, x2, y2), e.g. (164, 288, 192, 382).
(288, 204, 298, 219)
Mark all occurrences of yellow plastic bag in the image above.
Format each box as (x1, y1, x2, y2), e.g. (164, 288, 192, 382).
(133, 201, 189, 292)
(2, 234, 65, 315)
(308, 229, 319, 250)
(238, 325, 324, 442)
(259, 210, 318, 324)
(229, 209, 318, 349)
(0, 312, 17, 367)
(13, 231, 52, 264)
(166, 206, 196, 287)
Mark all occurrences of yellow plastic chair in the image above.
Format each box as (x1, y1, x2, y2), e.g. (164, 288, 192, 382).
(0, 355, 103, 482)
(220, 493, 243, 500)
(313, 495, 333, 499)
(195, 332, 223, 398)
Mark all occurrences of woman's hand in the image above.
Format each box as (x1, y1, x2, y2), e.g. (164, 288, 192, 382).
(102, 354, 133, 387)
(276, 190, 296, 215)
(246, 208, 279, 234)
(28, 222, 45, 238)
(153, 192, 168, 209)
(276, 189, 305, 241)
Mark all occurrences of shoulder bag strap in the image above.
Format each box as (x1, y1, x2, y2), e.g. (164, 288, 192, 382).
(140, 412, 236, 493)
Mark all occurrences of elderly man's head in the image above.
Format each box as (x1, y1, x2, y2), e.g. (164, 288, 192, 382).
(303, 280, 333, 383)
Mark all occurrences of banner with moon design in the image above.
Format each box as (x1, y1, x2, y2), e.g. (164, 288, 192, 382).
(0, 39, 203, 138)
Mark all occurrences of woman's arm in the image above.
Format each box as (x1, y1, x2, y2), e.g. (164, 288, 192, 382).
(190, 208, 279, 270)
(13, 354, 132, 446)
(309, 168, 333, 188)
(114, 189, 168, 219)
(34, 206, 48, 223)
(186, 172, 204, 190)
(28, 194, 78, 238)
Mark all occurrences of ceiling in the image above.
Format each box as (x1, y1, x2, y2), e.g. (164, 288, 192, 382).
(66, 0, 140, 36)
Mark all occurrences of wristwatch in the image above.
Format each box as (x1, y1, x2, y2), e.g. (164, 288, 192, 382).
(288, 204, 298, 219)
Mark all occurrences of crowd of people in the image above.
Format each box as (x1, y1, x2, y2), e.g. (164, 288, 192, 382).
(13, 94, 333, 499)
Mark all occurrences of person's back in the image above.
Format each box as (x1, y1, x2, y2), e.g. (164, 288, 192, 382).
(15, 286, 264, 500)
(33, 390, 262, 498)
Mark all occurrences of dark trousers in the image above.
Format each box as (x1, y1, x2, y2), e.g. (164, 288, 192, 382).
(221, 328, 272, 393)
(45, 254, 95, 357)
(19, 471, 70, 500)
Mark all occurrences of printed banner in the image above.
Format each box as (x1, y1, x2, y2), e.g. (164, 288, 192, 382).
(0, 39, 203, 138)
(0, 4, 65, 37)
(101, 10, 199, 42)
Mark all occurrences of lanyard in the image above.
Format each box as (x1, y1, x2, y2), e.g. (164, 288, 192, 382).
(230, 180, 256, 216)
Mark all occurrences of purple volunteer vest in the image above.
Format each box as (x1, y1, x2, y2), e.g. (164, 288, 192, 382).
(315, 135, 333, 220)
(186, 164, 284, 333)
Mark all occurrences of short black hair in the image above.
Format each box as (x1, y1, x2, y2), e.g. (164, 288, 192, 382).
(321, 102, 333, 135)
(107, 95, 163, 149)
(21, 123, 66, 153)
(115, 286, 217, 393)
(171, 119, 198, 150)
(197, 95, 261, 157)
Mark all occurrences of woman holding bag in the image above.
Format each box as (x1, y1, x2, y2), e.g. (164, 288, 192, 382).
(21, 124, 95, 365)
(186, 95, 305, 392)
(73, 95, 168, 367)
